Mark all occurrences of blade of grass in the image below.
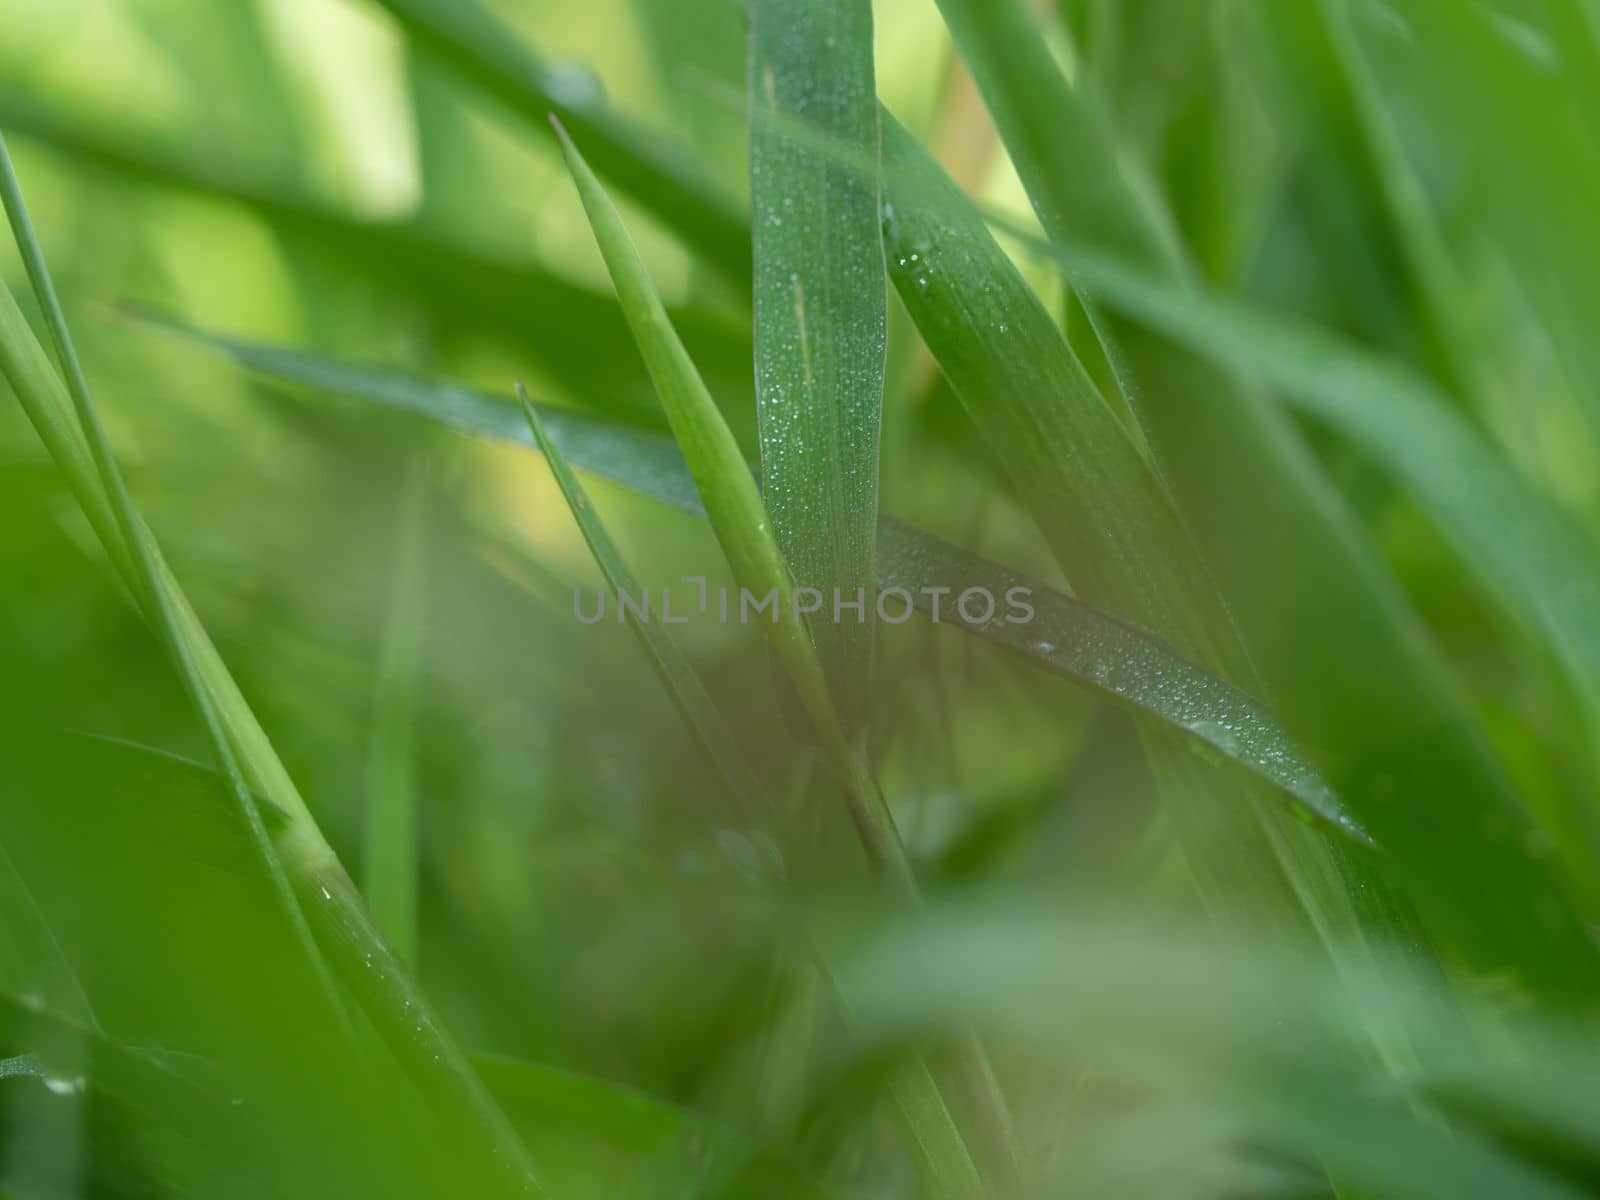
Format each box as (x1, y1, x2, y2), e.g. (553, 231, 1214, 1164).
(548, 115, 910, 896)
(366, 0, 749, 284)
(363, 460, 431, 968)
(514, 383, 761, 806)
(876, 112, 1402, 1069)
(519, 378, 986, 1195)
(750, 0, 886, 732)
(0, 838, 97, 1031)
(929, 0, 1600, 1005)
(0, 135, 349, 1031)
(0, 152, 546, 1200)
(0, 93, 752, 426)
(551, 116, 998, 1197)
(1019, 229, 1600, 750)
(470, 1052, 692, 1156)
(149, 324, 1359, 836)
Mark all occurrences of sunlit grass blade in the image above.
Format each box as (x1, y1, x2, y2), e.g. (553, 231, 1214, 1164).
(0, 149, 545, 1200)
(0, 92, 751, 425)
(150, 325, 1357, 834)
(514, 383, 761, 806)
(750, 0, 886, 732)
(930, 0, 1600, 1004)
(363, 460, 430, 968)
(367, 0, 749, 282)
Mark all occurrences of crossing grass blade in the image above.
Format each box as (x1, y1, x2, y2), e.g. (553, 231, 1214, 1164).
(1009, 227, 1600, 777)
(362, 460, 430, 968)
(366, 0, 750, 283)
(0, 147, 546, 1200)
(928, 0, 1600, 1006)
(148, 323, 1359, 836)
(750, 0, 887, 732)
(514, 383, 761, 807)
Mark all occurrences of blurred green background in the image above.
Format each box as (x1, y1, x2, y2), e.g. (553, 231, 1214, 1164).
(5, 1, 1600, 1197)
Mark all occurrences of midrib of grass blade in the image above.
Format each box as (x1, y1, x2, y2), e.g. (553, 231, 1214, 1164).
(0, 158, 545, 1200)
(514, 384, 761, 806)
(930, 0, 1600, 1006)
(152, 325, 1357, 834)
(750, 0, 886, 733)
(363, 461, 430, 968)
(366, 0, 749, 285)
(551, 119, 994, 1198)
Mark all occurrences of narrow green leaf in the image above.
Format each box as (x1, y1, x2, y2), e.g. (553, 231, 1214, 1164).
(553, 119, 1004, 1195)
(154, 326, 1362, 837)
(0, 153, 545, 1200)
(550, 117, 915, 888)
(0, 135, 347, 1030)
(471, 1052, 691, 1156)
(0, 91, 752, 426)
(366, 0, 750, 281)
(515, 383, 761, 807)
(1014, 229, 1600, 755)
(0, 838, 98, 1030)
(750, 0, 887, 731)
(363, 461, 431, 968)
(931, 0, 1600, 1005)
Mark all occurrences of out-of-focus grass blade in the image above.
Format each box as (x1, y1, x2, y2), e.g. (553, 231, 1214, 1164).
(158, 326, 1360, 838)
(363, 462, 430, 968)
(474, 1051, 863, 1200)
(930, 0, 1600, 1005)
(750, 0, 886, 732)
(367, 0, 749, 282)
(0, 93, 752, 427)
(0, 839, 97, 1029)
(471, 1052, 691, 1156)
(0, 156, 544, 1200)
(833, 904, 1600, 1200)
(514, 384, 761, 807)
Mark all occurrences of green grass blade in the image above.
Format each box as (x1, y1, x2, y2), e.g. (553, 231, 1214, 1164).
(471, 1052, 692, 1156)
(367, 0, 749, 282)
(0, 156, 545, 1200)
(0, 136, 349, 1031)
(151, 325, 1358, 836)
(549, 116, 913, 890)
(750, 0, 886, 732)
(514, 383, 761, 806)
(551, 119, 1004, 1195)
(363, 461, 431, 968)
(0, 840, 97, 1030)
(930, 0, 1600, 1004)
(0, 92, 751, 426)
(1023, 231, 1600, 753)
